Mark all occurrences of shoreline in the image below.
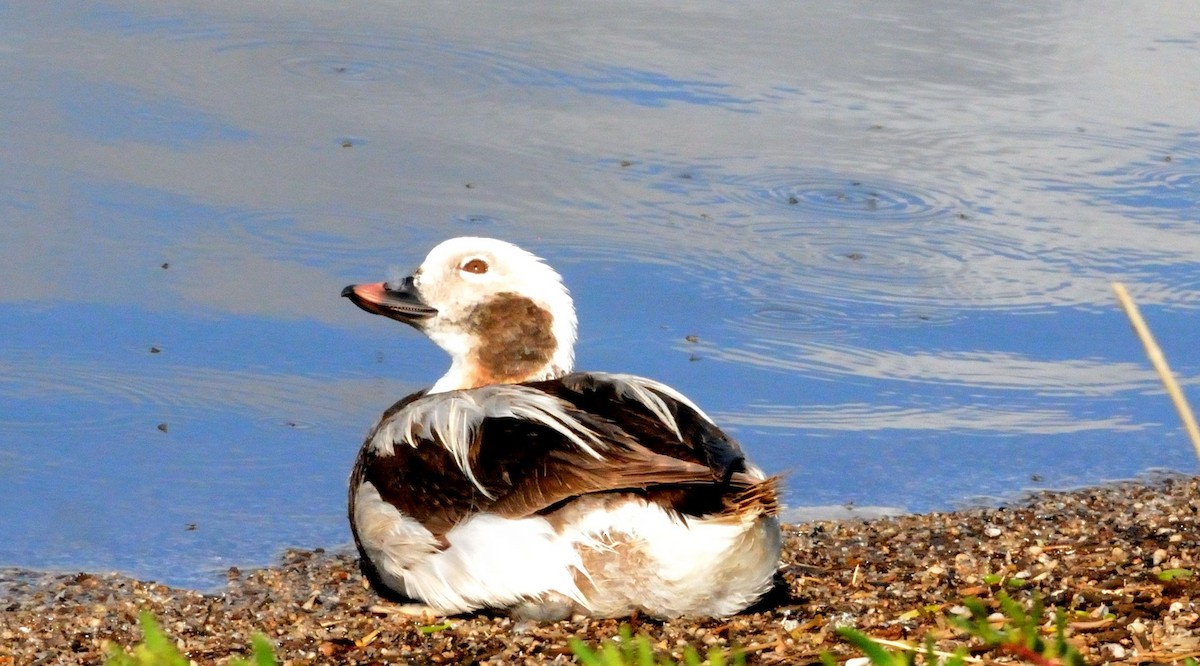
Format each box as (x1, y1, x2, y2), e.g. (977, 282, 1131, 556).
(4, 474, 1199, 664)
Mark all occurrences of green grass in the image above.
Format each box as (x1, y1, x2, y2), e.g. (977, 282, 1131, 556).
(104, 612, 275, 666)
(570, 624, 744, 666)
(824, 589, 1199, 666)
(1157, 567, 1193, 581)
(825, 592, 1083, 666)
(571, 593, 1086, 666)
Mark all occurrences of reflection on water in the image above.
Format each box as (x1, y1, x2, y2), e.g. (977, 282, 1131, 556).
(693, 339, 1159, 395)
(1, 1, 1198, 588)
(59, 77, 253, 146)
(87, 7, 761, 110)
(717, 403, 1141, 435)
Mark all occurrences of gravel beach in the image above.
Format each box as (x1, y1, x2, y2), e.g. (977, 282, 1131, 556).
(4, 474, 1198, 665)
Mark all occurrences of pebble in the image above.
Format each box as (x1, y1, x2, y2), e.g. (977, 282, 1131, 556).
(3, 475, 1200, 664)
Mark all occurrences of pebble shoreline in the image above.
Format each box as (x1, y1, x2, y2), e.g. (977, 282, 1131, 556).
(3, 474, 1198, 665)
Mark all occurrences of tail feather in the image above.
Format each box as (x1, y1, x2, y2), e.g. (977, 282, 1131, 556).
(723, 474, 781, 517)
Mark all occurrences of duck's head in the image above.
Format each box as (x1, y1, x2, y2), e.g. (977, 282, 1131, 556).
(343, 237, 577, 393)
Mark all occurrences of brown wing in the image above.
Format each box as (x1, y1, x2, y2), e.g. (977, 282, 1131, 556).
(349, 375, 774, 540)
(542, 372, 752, 483)
(531, 373, 775, 518)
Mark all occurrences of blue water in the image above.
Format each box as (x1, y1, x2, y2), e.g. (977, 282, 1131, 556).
(2, 2, 1198, 589)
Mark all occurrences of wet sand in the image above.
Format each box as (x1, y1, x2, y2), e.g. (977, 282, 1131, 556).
(4, 474, 1198, 665)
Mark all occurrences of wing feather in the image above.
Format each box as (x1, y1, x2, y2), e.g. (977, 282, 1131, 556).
(349, 374, 776, 540)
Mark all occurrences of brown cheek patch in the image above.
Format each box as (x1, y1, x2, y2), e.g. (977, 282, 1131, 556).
(463, 293, 556, 386)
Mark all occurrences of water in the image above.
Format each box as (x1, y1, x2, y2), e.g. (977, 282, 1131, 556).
(1, 1, 1198, 589)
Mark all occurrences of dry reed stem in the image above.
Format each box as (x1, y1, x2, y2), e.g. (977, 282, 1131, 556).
(1111, 281, 1200, 462)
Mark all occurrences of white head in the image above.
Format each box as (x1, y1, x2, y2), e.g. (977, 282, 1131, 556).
(343, 237, 577, 393)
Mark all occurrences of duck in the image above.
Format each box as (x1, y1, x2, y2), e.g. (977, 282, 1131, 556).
(341, 236, 782, 620)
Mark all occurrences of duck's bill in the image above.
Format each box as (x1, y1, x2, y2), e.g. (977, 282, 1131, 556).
(342, 278, 438, 324)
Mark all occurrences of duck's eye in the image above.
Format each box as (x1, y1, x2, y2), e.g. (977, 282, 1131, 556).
(461, 258, 489, 275)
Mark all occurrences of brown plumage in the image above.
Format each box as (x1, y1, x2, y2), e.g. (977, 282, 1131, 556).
(349, 373, 778, 540)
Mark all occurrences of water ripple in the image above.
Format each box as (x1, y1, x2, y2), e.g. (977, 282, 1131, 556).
(87, 12, 754, 109)
(0, 355, 411, 436)
(1090, 145, 1200, 217)
(579, 158, 1082, 314)
(715, 402, 1143, 435)
(740, 299, 959, 337)
(741, 302, 853, 337)
(689, 339, 1162, 396)
(278, 51, 409, 82)
(710, 173, 958, 221)
(240, 209, 382, 263)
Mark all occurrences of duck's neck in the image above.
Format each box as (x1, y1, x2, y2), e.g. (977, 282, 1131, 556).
(427, 293, 576, 393)
(422, 292, 578, 393)
(429, 354, 571, 393)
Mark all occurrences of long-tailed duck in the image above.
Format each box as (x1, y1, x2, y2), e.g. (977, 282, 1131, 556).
(341, 237, 781, 619)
